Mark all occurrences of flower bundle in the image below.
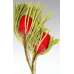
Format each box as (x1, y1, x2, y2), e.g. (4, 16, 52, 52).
(14, 3, 59, 74)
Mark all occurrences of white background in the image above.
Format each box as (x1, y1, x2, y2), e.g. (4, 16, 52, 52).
(0, 0, 74, 74)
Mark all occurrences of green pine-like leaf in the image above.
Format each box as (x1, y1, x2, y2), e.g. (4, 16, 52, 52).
(51, 38, 59, 45)
(47, 38, 59, 52)
(14, 3, 53, 52)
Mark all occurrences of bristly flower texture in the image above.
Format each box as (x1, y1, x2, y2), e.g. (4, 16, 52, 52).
(14, 3, 59, 74)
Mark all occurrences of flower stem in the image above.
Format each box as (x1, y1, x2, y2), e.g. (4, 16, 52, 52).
(31, 53, 37, 74)
(23, 35, 31, 70)
(23, 35, 38, 74)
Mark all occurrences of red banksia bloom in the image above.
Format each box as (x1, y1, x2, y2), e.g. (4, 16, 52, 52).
(18, 15, 32, 35)
(36, 32, 52, 54)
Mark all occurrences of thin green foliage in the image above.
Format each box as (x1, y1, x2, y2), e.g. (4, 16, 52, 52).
(14, 3, 53, 52)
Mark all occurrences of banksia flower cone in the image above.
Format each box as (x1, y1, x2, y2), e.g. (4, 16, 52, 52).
(18, 15, 32, 35)
(35, 32, 52, 54)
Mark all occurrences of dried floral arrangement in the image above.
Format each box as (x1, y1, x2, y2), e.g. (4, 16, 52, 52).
(14, 3, 59, 74)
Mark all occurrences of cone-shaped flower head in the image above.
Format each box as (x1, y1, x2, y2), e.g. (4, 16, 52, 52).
(18, 15, 32, 35)
(35, 32, 52, 54)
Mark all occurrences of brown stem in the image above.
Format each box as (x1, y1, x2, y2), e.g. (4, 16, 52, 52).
(31, 53, 37, 74)
(23, 35, 31, 70)
(23, 35, 38, 74)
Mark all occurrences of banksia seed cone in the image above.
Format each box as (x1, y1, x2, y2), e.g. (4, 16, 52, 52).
(35, 32, 52, 54)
